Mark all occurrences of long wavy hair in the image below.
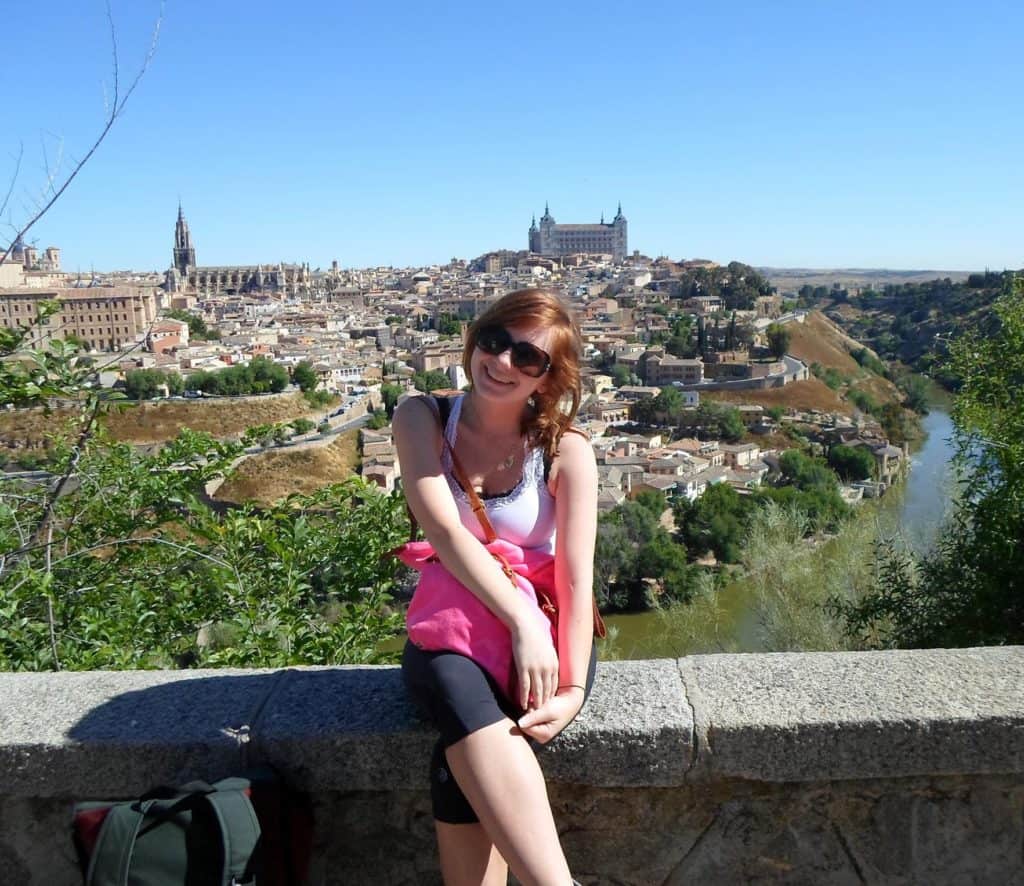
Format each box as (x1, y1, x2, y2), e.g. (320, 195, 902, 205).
(463, 288, 583, 458)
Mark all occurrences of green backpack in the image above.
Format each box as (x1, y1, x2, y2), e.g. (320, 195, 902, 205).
(73, 771, 311, 886)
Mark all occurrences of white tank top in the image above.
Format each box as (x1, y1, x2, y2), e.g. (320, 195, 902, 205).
(442, 395, 557, 554)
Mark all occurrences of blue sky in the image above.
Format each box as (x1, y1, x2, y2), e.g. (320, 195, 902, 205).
(4, 0, 1022, 273)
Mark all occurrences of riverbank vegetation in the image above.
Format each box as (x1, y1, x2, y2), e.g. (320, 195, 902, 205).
(830, 276, 1024, 648)
(810, 269, 1019, 390)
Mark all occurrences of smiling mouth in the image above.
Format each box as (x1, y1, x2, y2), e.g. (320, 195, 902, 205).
(485, 366, 515, 385)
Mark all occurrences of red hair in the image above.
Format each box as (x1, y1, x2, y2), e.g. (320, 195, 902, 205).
(463, 289, 583, 457)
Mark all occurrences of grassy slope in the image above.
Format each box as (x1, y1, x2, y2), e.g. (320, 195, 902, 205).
(0, 393, 326, 448)
(703, 311, 903, 415)
(213, 430, 361, 506)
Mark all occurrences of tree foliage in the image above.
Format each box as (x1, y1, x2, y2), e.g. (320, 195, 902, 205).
(676, 262, 774, 311)
(832, 276, 1024, 647)
(0, 308, 410, 671)
(291, 361, 318, 393)
(828, 444, 875, 481)
(594, 492, 694, 610)
(380, 383, 403, 418)
(124, 368, 184, 400)
(675, 402, 745, 442)
(185, 357, 288, 396)
(412, 369, 450, 393)
(165, 309, 219, 341)
(765, 323, 791, 359)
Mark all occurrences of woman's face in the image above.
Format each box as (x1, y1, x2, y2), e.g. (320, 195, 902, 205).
(469, 322, 555, 402)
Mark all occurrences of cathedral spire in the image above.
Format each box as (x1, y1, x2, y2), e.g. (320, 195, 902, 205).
(173, 203, 196, 277)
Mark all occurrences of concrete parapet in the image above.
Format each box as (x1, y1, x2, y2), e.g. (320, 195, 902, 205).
(0, 648, 1022, 884)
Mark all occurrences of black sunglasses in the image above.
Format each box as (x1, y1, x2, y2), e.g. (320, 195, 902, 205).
(474, 325, 551, 378)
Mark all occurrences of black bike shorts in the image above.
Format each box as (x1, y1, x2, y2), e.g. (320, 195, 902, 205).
(402, 640, 597, 824)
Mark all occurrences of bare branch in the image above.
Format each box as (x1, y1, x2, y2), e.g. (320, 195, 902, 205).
(38, 132, 66, 202)
(106, 0, 120, 113)
(0, 142, 23, 220)
(0, 1, 164, 268)
(45, 522, 61, 670)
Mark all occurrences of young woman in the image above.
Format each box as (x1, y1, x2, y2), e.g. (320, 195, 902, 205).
(395, 289, 598, 886)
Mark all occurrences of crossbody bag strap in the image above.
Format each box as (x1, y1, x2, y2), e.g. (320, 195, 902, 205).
(433, 395, 498, 543)
(401, 395, 498, 545)
(444, 439, 498, 544)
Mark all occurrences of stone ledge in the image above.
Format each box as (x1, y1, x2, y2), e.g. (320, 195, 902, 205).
(0, 648, 1020, 799)
(679, 647, 1024, 782)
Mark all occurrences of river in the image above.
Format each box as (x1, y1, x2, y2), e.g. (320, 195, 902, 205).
(604, 394, 959, 659)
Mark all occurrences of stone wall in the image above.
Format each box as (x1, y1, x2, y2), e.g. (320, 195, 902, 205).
(1, 648, 1022, 884)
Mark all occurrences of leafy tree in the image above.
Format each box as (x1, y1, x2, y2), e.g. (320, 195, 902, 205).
(675, 483, 749, 563)
(848, 388, 879, 415)
(125, 369, 176, 400)
(593, 494, 686, 610)
(436, 314, 462, 336)
(677, 402, 745, 442)
(303, 389, 333, 408)
(779, 450, 838, 492)
(381, 383, 403, 418)
(754, 484, 849, 534)
(833, 276, 1024, 647)
(185, 357, 288, 396)
(165, 309, 219, 341)
(828, 444, 875, 481)
(366, 411, 390, 430)
(594, 519, 637, 610)
(290, 418, 316, 435)
(877, 401, 914, 445)
(636, 529, 695, 603)
(766, 323, 791, 359)
(610, 363, 632, 387)
(413, 369, 451, 393)
(665, 333, 696, 358)
(895, 371, 930, 414)
(291, 361, 319, 393)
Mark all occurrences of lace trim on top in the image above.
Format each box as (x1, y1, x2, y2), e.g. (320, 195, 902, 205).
(442, 395, 546, 510)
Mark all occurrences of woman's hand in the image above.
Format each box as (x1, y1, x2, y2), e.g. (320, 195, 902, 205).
(510, 612, 559, 711)
(516, 686, 585, 744)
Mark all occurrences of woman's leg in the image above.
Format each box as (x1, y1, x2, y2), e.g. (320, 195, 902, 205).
(436, 822, 508, 886)
(444, 718, 571, 886)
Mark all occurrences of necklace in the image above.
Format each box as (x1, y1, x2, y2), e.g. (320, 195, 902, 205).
(497, 440, 521, 472)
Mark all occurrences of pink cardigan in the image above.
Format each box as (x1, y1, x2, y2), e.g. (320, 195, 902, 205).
(397, 538, 557, 703)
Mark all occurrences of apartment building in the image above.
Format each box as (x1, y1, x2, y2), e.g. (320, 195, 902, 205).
(0, 286, 159, 351)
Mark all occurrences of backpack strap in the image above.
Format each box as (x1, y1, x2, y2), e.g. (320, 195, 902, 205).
(85, 799, 159, 886)
(203, 788, 261, 885)
(84, 788, 260, 886)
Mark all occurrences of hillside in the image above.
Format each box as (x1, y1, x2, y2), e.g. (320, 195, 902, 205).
(0, 392, 328, 450)
(761, 267, 973, 294)
(213, 430, 361, 506)
(704, 310, 904, 417)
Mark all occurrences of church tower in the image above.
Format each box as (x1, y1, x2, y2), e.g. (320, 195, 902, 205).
(528, 214, 540, 253)
(611, 202, 627, 263)
(173, 204, 197, 277)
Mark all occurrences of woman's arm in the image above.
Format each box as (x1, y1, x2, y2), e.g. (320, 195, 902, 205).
(518, 429, 598, 742)
(393, 395, 559, 710)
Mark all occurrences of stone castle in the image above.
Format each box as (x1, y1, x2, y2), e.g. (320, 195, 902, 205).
(529, 203, 628, 262)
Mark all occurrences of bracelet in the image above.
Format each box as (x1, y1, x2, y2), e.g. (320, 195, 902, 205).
(558, 684, 586, 692)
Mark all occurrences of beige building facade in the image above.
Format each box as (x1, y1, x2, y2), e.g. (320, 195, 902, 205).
(0, 287, 159, 351)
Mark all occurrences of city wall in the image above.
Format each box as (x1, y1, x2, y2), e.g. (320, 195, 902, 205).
(1, 647, 1022, 885)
